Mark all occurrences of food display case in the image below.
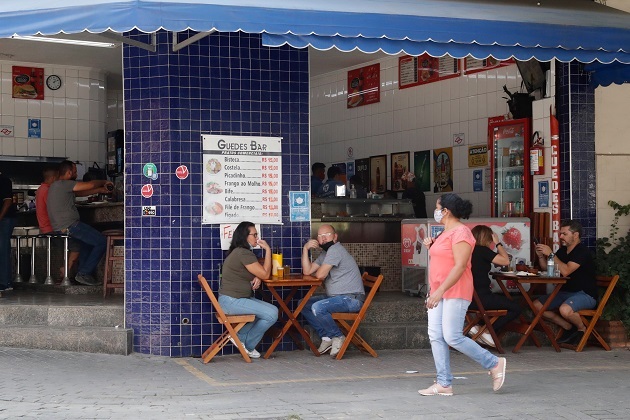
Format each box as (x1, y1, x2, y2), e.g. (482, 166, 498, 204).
(401, 217, 531, 296)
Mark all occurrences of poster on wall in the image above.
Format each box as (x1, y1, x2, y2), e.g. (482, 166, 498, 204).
(220, 223, 262, 250)
(473, 169, 483, 192)
(202, 134, 282, 225)
(433, 147, 453, 193)
(398, 54, 460, 89)
(538, 180, 549, 208)
(413, 150, 431, 192)
(369, 155, 387, 193)
(391, 151, 410, 192)
(347, 63, 380, 108)
(468, 144, 488, 167)
(12, 66, 44, 100)
(463, 56, 514, 75)
(355, 158, 370, 189)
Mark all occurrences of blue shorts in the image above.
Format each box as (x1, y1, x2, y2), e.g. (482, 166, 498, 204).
(538, 290, 596, 312)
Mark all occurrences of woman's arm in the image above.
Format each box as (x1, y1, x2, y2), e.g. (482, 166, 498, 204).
(244, 239, 272, 279)
(426, 241, 472, 308)
(491, 232, 510, 266)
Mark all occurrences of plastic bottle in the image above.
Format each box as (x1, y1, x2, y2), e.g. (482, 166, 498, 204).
(272, 246, 283, 276)
(547, 253, 555, 277)
(350, 184, 357, 199)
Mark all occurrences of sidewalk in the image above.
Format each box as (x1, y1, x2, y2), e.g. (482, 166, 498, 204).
(1, 345, 629, 419)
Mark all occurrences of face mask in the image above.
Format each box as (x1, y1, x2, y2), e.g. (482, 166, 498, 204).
(434, 208, 444, 223)
(320, 241, 335, 252)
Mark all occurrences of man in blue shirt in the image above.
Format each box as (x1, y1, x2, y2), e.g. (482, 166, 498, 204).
(311, 162, 326, 197)
(317, 166, 345, 198)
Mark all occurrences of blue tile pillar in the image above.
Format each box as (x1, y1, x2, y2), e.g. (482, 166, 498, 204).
(555, 61, 596, 248)
(123, 30, 310, 356)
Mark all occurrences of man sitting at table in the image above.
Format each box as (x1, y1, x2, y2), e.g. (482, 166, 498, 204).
(533, 219, 597, 346)
(301, 224, 365, 357)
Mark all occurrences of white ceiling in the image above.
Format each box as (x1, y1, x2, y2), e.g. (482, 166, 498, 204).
(0, 33, 388, 91)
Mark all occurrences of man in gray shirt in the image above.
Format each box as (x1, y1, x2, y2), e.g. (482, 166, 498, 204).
(48, 160, 112, 286)
(302, 224, 365, 357)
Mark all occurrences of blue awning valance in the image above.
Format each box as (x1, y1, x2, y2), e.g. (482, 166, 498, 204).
(1, 0, 630, 65)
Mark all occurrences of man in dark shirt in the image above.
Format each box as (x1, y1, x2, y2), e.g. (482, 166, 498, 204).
(311, 162, 326, 197)
(0, 171, 17, 292)
(533, 219, 597, 345)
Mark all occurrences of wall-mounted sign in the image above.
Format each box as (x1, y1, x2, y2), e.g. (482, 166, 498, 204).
(220, 223, 262, 250)
(473, 169, 483, 192)
(538, 180, 549, 208)
(463, 57, 514, 75)
(143, 163, 158, 180)
(175, 165, 189, 180)
(0, 125, 14, 137)
(141, 184, 154, 198)
(453, 133, 466, 147)
(355, 158, 370, 189)
(12, 66, 44, 100)
(347, 63, 380, 108)
(468, 144, 488, 167)
(433, 147, 453, 193)
(289, 191, 310, 222)
(202, 134, 282, 225)
(142, 206, 157, 216)
(28, 119, 41, 138)
(399, 54, 460, 89)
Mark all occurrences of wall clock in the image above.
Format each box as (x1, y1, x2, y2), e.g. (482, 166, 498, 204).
(46, 74, 62, 90)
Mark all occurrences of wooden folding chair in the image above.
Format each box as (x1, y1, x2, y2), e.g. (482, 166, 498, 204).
(331, 272, 384, 360)
(464, 289, 508, 354)
(561, 274, 619, 352)
(197, 274, 256, 363)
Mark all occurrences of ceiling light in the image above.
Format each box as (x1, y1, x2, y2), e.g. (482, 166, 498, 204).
(10, 35, 117, 48)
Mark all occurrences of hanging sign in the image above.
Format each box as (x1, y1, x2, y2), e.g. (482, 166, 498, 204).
(202, 134, 282, 225)
(347, 63, 380, 108)
(399, 54, 460, 89)
(463, 57, 514, 75)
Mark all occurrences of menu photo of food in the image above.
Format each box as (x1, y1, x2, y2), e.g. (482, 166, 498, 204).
(204, 200, 224, 217)
(12, 66, 44, 100)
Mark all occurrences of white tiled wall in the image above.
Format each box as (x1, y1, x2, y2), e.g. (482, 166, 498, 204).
(0, 60, 108, 169)
(106, 89, 124, 133)
(310, 55, 525, 217)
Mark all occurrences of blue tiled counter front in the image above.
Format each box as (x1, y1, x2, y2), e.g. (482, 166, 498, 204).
(123, 30, 310, 356)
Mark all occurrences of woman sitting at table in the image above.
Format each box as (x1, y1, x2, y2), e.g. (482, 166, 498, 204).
(469, 225, 522, 347)
(218, 221, 278, 359)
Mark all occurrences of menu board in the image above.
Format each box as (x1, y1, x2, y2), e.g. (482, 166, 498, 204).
(202, 134, 282, 225)
(464, 56, 514, 75)
(12, 66, 44, 100)
(399, 54, 460, 89)
(347, 63, 380, 108)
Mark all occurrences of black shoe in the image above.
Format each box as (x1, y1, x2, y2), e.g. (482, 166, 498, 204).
(75, 273, 98, 286)
(566, 330, 585, 345)
(557, 326, 578, 344)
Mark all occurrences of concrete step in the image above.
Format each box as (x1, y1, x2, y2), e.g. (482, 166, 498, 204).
(0, 325, 132, 355)
(0, 304, 124, 327)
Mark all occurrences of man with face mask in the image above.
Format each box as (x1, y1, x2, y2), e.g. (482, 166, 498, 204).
(301, 224, 365, 358)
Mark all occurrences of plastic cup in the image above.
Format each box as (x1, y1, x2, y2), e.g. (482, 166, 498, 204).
(277, 267, 284, 279)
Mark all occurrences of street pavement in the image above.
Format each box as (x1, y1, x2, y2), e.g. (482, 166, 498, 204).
(0, 345, 629, 419)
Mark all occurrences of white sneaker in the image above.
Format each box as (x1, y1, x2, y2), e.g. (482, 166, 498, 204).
(330, 335, 345, 358)
(318, 339, 333, 354)
(468, 325, 496, 348)
(227, 335, 260, 358)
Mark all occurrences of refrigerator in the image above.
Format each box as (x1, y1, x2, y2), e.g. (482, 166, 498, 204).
(401, 218, 531, 296)
(488, 118, 532, 218)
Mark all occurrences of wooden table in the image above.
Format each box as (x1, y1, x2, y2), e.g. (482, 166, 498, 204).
(492, 272, 567, 353)
(262, 274, 323, 359)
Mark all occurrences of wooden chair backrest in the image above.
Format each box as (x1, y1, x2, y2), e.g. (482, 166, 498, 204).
(357, 272, 384, 319)
(591, 274, 619, 313)
(197, 274, 228, 322)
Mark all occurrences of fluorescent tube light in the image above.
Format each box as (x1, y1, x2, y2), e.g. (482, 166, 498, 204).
(11, 35, 117, 48)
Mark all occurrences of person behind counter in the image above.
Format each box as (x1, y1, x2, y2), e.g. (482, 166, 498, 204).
(317, 166, 345, 198)
(401, 171, 427, 218)
(47, 160, 113, 286)
(311, 162, 326, 197)
(0, 171, 17, 292)
(218, 221, 278, 359)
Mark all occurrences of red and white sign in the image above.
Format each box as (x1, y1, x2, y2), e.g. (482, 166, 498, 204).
(175, 165, 189, 180)
(141, 184, 154, 198)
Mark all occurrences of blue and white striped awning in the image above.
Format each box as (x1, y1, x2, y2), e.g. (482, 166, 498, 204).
(1, 1, 630, 68)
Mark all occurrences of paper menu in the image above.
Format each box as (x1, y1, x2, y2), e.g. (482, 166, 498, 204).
(202, 134, 282, 224)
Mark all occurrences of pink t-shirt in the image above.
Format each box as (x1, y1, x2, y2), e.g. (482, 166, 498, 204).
(428, 224, 476, 301)
(36, 183, 53, 234)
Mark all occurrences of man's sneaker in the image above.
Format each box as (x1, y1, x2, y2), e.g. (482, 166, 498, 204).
(318, 338, 333, 354)
(75, 273, 98, 286)
(468, 325, 496, 348)
(557, 326, 578, 344)
(330, 335, 345, 358)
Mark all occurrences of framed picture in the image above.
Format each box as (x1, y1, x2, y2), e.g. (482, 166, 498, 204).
(369, 155, 387, 193)
(391, 151, 410, 192)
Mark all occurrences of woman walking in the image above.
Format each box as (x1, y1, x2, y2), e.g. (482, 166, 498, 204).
(419, 194, 506, 396)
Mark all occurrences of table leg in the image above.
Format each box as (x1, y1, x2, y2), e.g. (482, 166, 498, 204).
(495, 279, 542, 348)
(513, 282, 563, 353)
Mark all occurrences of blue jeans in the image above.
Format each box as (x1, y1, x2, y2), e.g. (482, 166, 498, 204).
(301, 295, 363, 339)
(428, 298, 499, 387)
(218, 295, 278, 350)
(0, 216, 16, 290)
(66, 221, 106, 276)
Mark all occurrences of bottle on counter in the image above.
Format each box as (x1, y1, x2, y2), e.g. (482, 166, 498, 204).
(349, 184, 357, 199)
(547, 252, 555, 277)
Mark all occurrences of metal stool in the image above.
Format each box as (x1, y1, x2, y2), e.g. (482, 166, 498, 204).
(12, 226, 38, 284)
(59, 234, 72, 287)
(28, 233, 39, 284)
(41, 233, 58, 285)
